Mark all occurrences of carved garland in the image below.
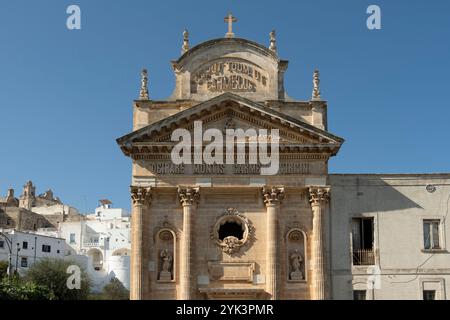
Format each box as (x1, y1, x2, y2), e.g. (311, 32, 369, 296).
(210, 208, 255, 256)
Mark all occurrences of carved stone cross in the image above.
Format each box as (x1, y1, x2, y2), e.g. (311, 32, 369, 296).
(224, 13, 237, 38)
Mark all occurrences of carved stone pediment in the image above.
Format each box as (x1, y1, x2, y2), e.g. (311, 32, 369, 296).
(117, 93, 343, 157)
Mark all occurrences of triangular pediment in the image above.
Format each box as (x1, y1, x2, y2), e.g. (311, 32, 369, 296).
(117, 93, 343, 156)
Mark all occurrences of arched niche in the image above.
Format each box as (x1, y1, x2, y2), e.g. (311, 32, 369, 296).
(286, 228, 307, 282)
(155, 228, 177, 283)
(87, 248, 103, 271)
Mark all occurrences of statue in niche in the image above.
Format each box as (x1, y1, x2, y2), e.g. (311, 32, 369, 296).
(159, 249, 173, 281)
(290, 249, 304, 281)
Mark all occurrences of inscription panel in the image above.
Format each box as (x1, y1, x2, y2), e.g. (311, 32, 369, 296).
(208, 262, 255, 282)
(191, 58, 269, 94)
(141, 162, 325, 176)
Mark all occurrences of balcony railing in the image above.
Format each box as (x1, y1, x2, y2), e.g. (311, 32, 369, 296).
(352, 249, 375, 266)
(83, 242, 100, 247)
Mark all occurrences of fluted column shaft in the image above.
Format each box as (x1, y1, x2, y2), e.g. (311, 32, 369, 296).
(262, 186, 285, 300)
(130, 186, 152, 300)
(309, 186, 330, 300)
(178, 187, 200, 300)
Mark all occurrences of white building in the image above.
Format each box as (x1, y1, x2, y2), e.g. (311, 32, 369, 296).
(54, 200, 131, 292)
(0, 229, 66, 276)
(330, 174, 450, 300)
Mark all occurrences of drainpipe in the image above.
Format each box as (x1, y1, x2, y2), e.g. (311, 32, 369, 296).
(34, 236, 37, 263)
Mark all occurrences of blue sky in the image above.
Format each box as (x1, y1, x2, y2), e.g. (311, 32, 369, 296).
(0, 0, 449, 213)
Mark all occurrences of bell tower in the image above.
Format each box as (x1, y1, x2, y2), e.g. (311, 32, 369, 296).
(19, 180, 36, 210)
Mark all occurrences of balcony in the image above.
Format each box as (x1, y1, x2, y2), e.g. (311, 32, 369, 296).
(352, 249, 375, 266)
(83, 242, 101, 248)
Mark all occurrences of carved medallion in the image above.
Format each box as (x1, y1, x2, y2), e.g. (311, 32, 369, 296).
(210, 208, 255, 256)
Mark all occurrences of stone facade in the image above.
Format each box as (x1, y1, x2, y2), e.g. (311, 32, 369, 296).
(117, 20, 450, 300)
(118, 22, 344, 300)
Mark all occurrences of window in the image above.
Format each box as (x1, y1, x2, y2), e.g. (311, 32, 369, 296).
(423, 290, 436, 301)
(21, 257, 28, 268)
(423, 220, 441, 250)
(352, 218, 375, 265)
(69, 233, 76, 244)
(353, 290, 367, 300)
(22, 241, 28, 249)
(57, 249, 60, 254)
(218, 221, 244, 241)
(0, 240, 4, 249)
(42, 245, 51, 253)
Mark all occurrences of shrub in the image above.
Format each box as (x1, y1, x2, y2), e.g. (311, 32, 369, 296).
(26, 258, 91, 300)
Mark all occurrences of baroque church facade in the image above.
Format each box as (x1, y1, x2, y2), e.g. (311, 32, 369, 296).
(117, 17, 450, 300)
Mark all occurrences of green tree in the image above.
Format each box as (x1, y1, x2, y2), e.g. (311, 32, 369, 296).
(26, 258, 91, 300)
(0, 260, 9, 279)
(100, 278, 129, 300)
(0, 277, 55, 300)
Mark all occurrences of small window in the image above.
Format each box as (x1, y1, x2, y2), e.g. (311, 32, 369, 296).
(57, 249, 60, 254)
(6, 219, 11, 226)
(218, 221, 244, 241)
(423, 290, 436, 301)
(22, 241, 28, 249)
(42, 245, 51, 253)
(69, 233, 76, 244)
(423, 220, 441, 250)
(21, 257, 28, 268)
(352, 218, 375, 265)
(353, 290, 367, 301)
(0, 240, 4, 249)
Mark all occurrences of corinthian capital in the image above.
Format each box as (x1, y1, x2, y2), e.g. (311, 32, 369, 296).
(178, 186, 200, 206)
(262, 186, 285, 206)
(308, 187, 330, 206)
(130, 186, 152, 206)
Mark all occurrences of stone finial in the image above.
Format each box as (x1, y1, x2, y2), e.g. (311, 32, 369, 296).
(269, 30, 277, 53)
(181, 29, 190, 55)
(224, 13, 237, 38)
(312, 69, 321, 101)
(139, 69, 149, 100)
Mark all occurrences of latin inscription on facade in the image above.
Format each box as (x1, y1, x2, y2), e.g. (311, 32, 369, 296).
(191, 59, 268, 94)
(145, 162, 312, 175)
